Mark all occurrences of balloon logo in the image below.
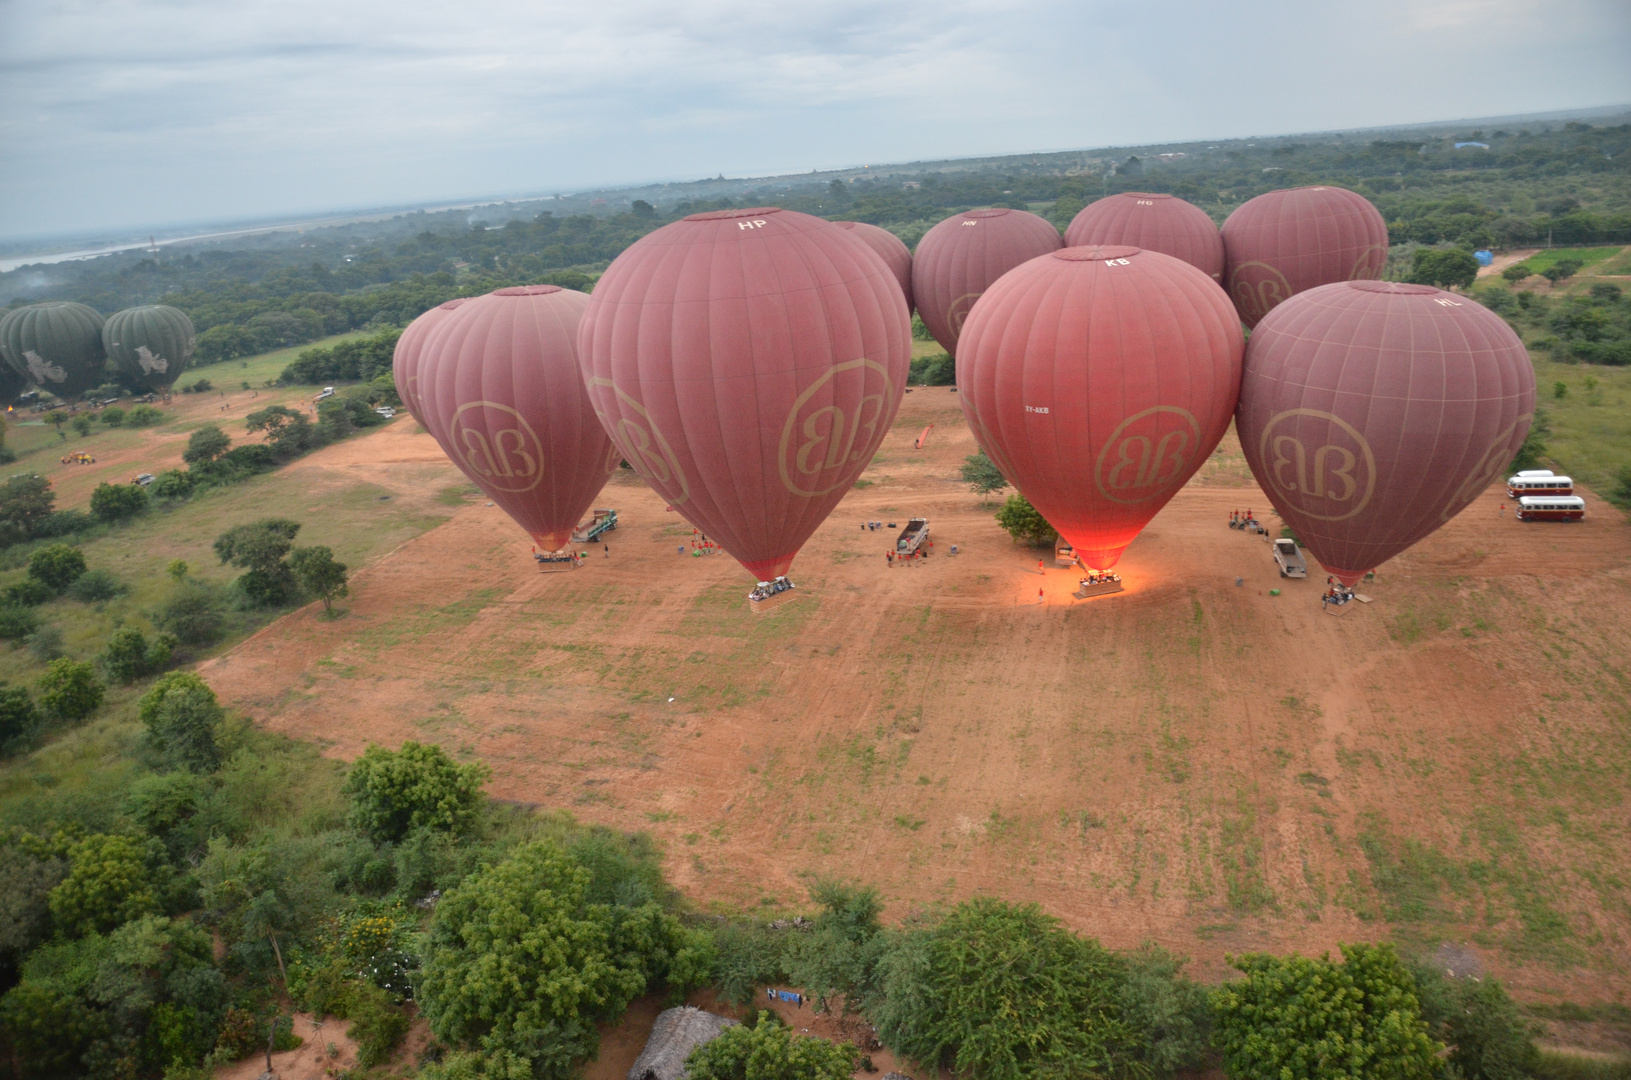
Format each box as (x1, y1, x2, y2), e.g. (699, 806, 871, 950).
(449, 401, 545, 493)
(588, 377, 691, 502)
(946, 293, 982, 337)
(1094, 406, 1203, 503)
(1227, 262, 1294, 327)
(1256, 409, 1377, 521)
(1442, 418, 1528, 521)
(778, 357, 895, 496)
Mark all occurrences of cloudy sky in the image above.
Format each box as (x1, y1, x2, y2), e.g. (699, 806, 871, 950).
(2, 0, 1628, 240)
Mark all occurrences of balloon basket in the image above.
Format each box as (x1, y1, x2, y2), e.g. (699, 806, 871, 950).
(1323, 599, 1354, 617)
(534, 551, 580, 573)
(1072, 580, 1124, 600)
(748, 586, 800, 614)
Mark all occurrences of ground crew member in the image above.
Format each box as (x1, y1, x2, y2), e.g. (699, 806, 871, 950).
(603, 544, 609, 558)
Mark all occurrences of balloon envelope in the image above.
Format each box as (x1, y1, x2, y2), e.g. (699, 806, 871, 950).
(1236, 281, 1535, 584)
(394, 298, 471, 425)
(418, 286, 616, 552)
(913, 208, 1062, 357)
(1065, 193, 1224, 282)
(579, 207, 911, 580)
(103, 305, 194, 389)
(0, 302, 107, 399)
(958, 246, 1244, 570)
(1221, 186, 1388, 328)
(835, 221, 913, 312)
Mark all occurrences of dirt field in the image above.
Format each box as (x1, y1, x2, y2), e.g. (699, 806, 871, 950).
(200, 387, 1631, 1004)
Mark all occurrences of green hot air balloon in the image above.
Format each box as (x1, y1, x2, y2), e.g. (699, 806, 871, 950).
(0, 302, 108, 400)
(103, 305, 195, 389)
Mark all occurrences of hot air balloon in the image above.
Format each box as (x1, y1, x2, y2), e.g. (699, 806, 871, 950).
(417, 285, 616, 553)
(393, 297, 471, 425)
(958, 246, 1243, 571)
(834, 221, 914, 312)
(1221, 186, 1388, 327)
(913, 208, 1062, 357)
(103, 305, 194, 390)
(1236, 280, 1534, 585)
(1065, 193, 1224, 282)
(0, 302, 107, 400)
(578, 207, 911, 581)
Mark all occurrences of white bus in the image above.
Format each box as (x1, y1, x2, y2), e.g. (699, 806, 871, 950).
(1507, 474, 1572, 498)
(1516, 496, 1584, 523)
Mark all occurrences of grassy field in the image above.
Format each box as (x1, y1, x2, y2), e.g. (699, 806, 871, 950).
(1518, 247, 1626, 274)
(1531, 360, 1631, 497)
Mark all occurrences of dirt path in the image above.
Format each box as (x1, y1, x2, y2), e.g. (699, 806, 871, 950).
(1478, 249, 1539, 278)
(202, 389, 1631, 1001)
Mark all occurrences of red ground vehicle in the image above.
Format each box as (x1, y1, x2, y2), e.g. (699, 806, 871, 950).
(1507, 474, 1572, 498)
(1516, 495, 1584, 522)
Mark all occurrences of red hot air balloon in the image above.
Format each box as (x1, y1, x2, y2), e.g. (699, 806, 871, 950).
(1221, 186, 1388, 328)
(578, 207, 911, 581)
(417, 286, 617, 552)
(834, 221, 913, 312)
(1065, 193, 1224, 282)
(957, 246, 1244, 571)
(394, 297, 471, 424)
(913, 208, 1062, 357)
(1236, 281, 1534, 585)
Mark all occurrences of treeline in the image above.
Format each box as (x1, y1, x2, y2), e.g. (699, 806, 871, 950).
(1480, 276, 1631, 366)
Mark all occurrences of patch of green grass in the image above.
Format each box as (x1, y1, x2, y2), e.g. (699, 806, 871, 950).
(1532, 1049, 1631, 1080)
(1518, 246, 1624, 274)
(1528, 358, 1631, 502)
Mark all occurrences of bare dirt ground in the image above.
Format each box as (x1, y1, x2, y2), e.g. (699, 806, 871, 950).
(1478, 249, 1540, 278)
(201, 388, 1631, 1005)
(214, 1011, 359, 1080)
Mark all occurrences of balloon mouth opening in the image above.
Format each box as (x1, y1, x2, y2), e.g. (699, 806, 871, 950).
(685, 207, 784, 222)
(1055, 245, 1143, 262)
(534, 530, 573, 553)
(964, 208, 1012, 219)
(741, 552, 797, 580)
(1319, 565, 1369, 587)
(1122, 192, 1172, 200)
(494, 285, 564, 296)
(1346, 281, 1439, 295)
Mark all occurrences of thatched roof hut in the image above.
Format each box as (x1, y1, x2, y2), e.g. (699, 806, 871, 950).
(627, 1006, 737, 1080)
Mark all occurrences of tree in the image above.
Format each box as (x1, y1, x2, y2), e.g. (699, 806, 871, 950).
(37, 658, 104, 721)
(214, 517, 301, 605)
(71, 415, 94, 437)
(871, 898, 1143, 1080)
(100, 407, 125, 427)
(1406, 248, 1479, 290)
(417, 840, 693, 1077)
(1411, 963, 1540, 1080)
(182, 424, 231, 465)
(687, 1017, 859, 1080)
(344, 741, 490, 842)
(1211, 944, 1441, 1080)
(1541, 258, 1583, 284)
(0, 682, 40, 751)
(89, 481, 149, 522)
(47, 833, 164, 937)
(1120, 943, 1213, 1076)
(786, 881, 885, 1015)
(245, 404, 314, 461)
(1501, 264, 1532, 281)
(994, 492, 1057, 547)
(155, 579, 227, 646)
(291, 545, 349, 614)
(0, 474, 56, 543)
(44, 411, 67, 433)
(148, 468, 194, 502)
(138, 672, 226, 773)
(98, 625, 174, 685)
(28, 543, 87, 592)
(959, 450, 1009, 497)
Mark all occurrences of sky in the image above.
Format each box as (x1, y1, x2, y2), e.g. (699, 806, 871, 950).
(2, 0, 1629, 241)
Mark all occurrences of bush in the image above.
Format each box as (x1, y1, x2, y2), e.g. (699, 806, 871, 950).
(47, 833, 164, 937)
(1212, 944, 1441, 1080)
(1120, 944, 1212, 1075)
(98, 625, 175, 684)
(149, 468, 195, 501)
(1502, 264, 1533, 281)
(871, 898, 1144, 1080)
(686, 1019, 858, 1080)
(344, 741, 490, 842)
(342, 981, 412, 1067)
(4, 578, 53, 606)
(154, 580, 228, 646)
(215, 517, 302, 605)
(907, 352, 956, 385)
(139, 672, 225, 773)
(1412, 963, 1541, 1080)
(27, 543, 87, 592)
(37, 657, 104, 721)
(0, 682, 40, 751)
(0, 604, 40, 641)
(35, 508, 94, 538)
(124, 404, 164, 427)
(183, 424, 231, 465)
(100, 407, 125, 427)
(89, 481, 149, 522)
(24, 625, 63, 661)
(994, 492, 1057, 547)
(66, 567, 125, 602)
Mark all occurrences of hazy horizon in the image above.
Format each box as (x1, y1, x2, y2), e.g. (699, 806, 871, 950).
(4, 0, 1629, 242)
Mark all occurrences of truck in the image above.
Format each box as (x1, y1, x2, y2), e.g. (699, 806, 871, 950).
(1273, 538, 1308, 578)
(895, 518, 929, 557)
(571, 508, 618, 544)
(1055, 539, 1077, 568)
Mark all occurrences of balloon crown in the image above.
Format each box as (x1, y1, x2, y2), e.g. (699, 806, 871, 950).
(963, 208, 1012, 219)
(684, 207, 783, 222)
(1346, 281, 1438, 295)
(494, 285, 564, 296)
(1120, 192, 1173, 200)
(1054, 245, 1142, 262)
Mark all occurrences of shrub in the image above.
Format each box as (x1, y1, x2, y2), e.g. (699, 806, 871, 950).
(89, 481, 149, 522)
(149, 468, 195, 501)
(994, 492, 1057, 547)
(907, 352, 956, 385)
(0, 682, 40, 751)
(47, 833, 164, 937)
(71, 415, 93, 437)
(183, 424, 231, 465)
(100, 407, 125, 427)
(98, 625, 175, 684)
(1412, 963, 1541, 1080)
(66, 567, 125, 602)
(342, 981, 412, 1067)
(0, 604, 40, 641)
(5, 578, 53, 606)
(27, 543, 87, 592)
(24, 625, 63, 661)
(344, 741, 490, 842)
(1120, 943, 1213, 1075)
(124, 404, 164, 427)
(37, 658, 104, 721)
(1212, 944, 1441, 1080)
(154, 580, 228, 646)
(36, 508, 94, 538)
(1502, 264, 1532, 281)
(686, 1019, 858, 1080)
(0, 473, 56, 543)
(138, 672, 225, 773)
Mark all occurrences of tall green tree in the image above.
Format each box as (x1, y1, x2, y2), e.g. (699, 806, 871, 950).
(214, 517, 302, 605)
(290, 545, 349, 614)
(138, 672, 225, 773)
(959, 450, 1009, 497)
(182, 424, 232, 465)
(37, 658, 104, 721)
(27, 544, 87, 592)
(994, 492, 1057, 547)
(343, 741, 489, 842)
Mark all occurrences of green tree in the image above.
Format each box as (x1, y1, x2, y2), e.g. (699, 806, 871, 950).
(0, 473, 56, 542)
(871, 898, 1143, 1080)
(1211, 944, 1441, 1080)
(47, 834, 164, 937)
(1406, 248, 1479, 290)
(787, 881, 885, 1015)
(245, 404, 315, 461)
(97, 625, 174, 685)
(1541, 258, 1583, 284)
(182, 423, 231, 465)
(45, 411, 67, 433)
(0, 682, 40, 751)
(124, 404, 164, 427)
(28, 543, 87, 592)
(1553, 380, 1568, 399)
(37, 658, 104, 721)
(1120, 944, 1213, 1076)
(100, 407, 125, 427)
(994, 492, 1057, 547)
(1501, 264, 1531, 282)
(417, 840, 691, 1077)
(959, 450, 1009, 497)
(686, 1017, 859, 1080)
(89, 481, 149, 522)
(344, 741, 490, 842)
(71, 415, 94, 437)
(154, 579, 227, 646)
(1411, 964, 1539, 1080)
(149, 468, 194, 502)
(138, 672, 225, 773)
(214, 517, 301, 605)
(290, 545, 349, 614)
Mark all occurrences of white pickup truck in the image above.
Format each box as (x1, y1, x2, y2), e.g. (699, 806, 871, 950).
(1273, 538, 1308, 579)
